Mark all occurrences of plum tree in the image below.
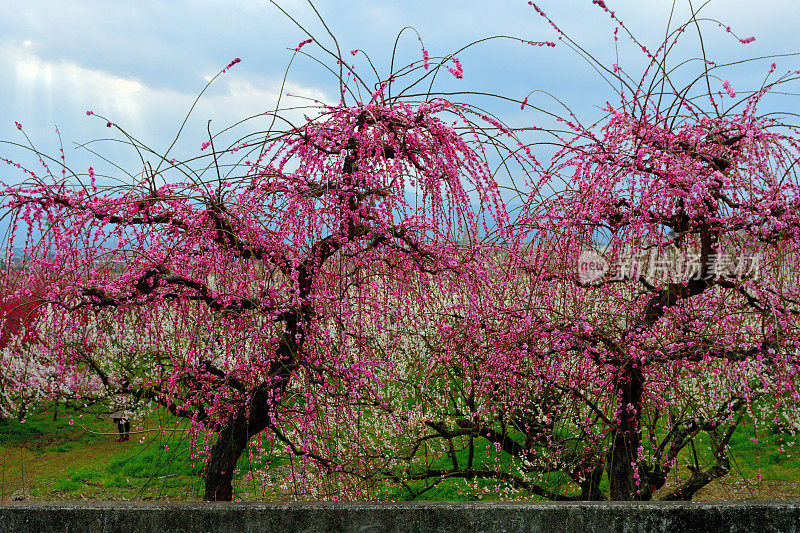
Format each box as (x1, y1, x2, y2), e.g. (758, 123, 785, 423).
(0, 37, 521, 499)
(376, 2, 800, 501)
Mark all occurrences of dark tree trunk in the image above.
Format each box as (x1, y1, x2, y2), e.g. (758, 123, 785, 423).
(203, 140, 366, 501)
(203, 316, 301, 501)
(203, 417, 250, 501)
(608, 362, 645, 500)
(202, 376, 292, 500)
(579, 465, 605, 501)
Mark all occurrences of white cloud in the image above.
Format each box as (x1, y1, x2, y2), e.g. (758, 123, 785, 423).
(1, 40, 328, 171)
(4, 41, 149, 136)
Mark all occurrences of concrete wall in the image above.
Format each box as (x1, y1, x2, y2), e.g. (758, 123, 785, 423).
(1, 501, 799, 533)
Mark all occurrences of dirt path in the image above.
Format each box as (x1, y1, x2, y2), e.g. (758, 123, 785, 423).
(0, 438, 134, 499)
(695, 477, 800, 501)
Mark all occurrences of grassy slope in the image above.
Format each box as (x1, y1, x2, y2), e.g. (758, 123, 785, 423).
(0, 405, 289, 500)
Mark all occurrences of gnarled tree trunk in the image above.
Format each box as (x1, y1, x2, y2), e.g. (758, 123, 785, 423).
(608, 362, 645, 500)
(203, 416, 252, 501)
(202, 376, 293, 500)
(204, 317, 301, 501)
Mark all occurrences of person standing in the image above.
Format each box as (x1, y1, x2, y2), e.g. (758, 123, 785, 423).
(109, 394, 132, 442)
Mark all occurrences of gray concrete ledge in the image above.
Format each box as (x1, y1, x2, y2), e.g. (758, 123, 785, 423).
(1, 501, 799, 533)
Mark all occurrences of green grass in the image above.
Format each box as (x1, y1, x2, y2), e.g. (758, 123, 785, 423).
(1, 403, 798, 501)
(0, 403, 295, 500)
(0, 406, 107, 453)
(377, 413, 800, 502)
(725, 423, 800, 481)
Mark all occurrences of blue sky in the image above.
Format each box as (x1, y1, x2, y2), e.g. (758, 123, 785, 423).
(1, 0, 798, 184)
